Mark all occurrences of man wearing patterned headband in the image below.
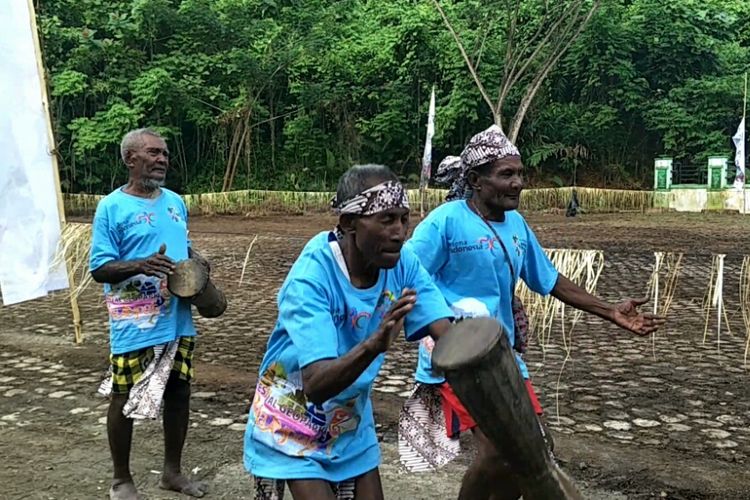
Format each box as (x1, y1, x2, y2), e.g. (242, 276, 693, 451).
(399, 125, 664, 499)
(244, 164, 454, 500)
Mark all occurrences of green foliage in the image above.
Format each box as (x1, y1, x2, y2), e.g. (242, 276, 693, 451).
(51, 70, 88, 97)
(37, 0, 750, 193)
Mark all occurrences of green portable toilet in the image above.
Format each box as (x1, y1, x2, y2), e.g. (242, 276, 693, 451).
(654, 158, 672, 190)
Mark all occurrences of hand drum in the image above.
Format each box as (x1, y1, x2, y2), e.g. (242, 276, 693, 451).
(168, 258, 227, 318)
(432, 318, 582, 500)
(168, 258, 209, 298)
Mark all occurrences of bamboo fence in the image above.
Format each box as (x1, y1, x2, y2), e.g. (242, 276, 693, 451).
(63, 187, 654, 217)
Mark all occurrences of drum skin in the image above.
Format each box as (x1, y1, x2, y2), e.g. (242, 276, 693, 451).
(168, 259, 209, 298)
(167, 258, 227, 318)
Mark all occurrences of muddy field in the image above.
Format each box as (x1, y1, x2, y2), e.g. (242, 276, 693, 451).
(2, 211, 750, 499)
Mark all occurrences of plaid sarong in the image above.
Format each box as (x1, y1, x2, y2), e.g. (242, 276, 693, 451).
(254, 477, 355, 500)
(98, 336, 196, 419)
(108, 336, 195, 394)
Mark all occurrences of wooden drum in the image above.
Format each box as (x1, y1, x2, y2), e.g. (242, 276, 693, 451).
(168, 258, 227, 318)
(431, 317, 582, 500)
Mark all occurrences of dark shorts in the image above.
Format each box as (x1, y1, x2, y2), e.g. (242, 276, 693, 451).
(109, 336, 195, 394)
(440, 379, 543, 439)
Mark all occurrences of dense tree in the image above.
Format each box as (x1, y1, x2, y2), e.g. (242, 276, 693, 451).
(36, 0, 750, 193)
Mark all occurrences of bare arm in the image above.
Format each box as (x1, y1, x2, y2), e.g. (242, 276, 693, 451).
(301, 342, 383, 406)
(91, 260, 147, 284)
(302, 289, 416, 405)
(550, 274, 614, 321)
(428, 318, 452, 341)
(551, 274, 664, 335)
(90, 243, 175, 284)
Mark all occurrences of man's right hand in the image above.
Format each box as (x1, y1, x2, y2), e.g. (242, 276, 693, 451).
(365, 288, 416, 354)
(138, 243, 175, 278)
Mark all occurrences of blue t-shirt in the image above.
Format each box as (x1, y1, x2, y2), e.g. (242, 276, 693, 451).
(244, 232, 453, 481)
(405, 200, 558, 384)
(89, 187, 196, 354)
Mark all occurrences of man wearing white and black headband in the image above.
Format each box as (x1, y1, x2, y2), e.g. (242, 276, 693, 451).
(243, 164, 454, 499)
(400, 125, 665, 499)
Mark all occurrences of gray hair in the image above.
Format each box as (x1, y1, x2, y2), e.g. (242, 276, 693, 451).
(334, 164, 399, 208)
(120, 128, 165, 163)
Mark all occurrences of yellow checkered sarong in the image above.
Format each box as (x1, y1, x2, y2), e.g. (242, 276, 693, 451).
(110, 336, 195, 394)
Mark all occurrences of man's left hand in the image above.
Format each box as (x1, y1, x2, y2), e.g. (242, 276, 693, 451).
(612, 297, 665, 336)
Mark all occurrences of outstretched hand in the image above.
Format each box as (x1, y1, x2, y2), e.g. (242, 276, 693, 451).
(611, 297, 665, 336)
(366, 288, 416, 354)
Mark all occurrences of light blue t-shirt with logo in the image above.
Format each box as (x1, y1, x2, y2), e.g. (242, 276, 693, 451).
(89, 187, 196, 355)
(244, 231, 453, 481)
(405, 200, 559, 384)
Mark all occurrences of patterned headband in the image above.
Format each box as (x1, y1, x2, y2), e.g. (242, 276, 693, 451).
(460, 124, 520, 169)
(438, 125, 520, 201)
(332, 180, 410, 216)
(434, 155, 462, 185)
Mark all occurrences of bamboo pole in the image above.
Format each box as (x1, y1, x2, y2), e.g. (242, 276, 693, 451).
(652, 252, 662, 360)
(740, 256, 750, 367)
(716, 255, 725, 352)
(743, 72, 747, 213)
(26, 0, 83, 344)
(743, 71, 748, 125)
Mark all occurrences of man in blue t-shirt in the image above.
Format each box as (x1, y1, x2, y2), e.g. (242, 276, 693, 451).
(89, 128, 210, 500)
(244, 164, 454, 500)
(400, 125, 664, 500)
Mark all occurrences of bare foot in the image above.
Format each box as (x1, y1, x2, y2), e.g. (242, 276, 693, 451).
(110, 480, 139, 500)
(159, 472, 209, 498)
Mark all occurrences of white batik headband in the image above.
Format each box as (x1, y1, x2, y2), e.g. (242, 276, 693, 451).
(438, 125, 520, 201)
(332, 180, 410, 215)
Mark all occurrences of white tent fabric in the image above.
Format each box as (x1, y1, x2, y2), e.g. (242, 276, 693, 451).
(0, 1, 68, 305)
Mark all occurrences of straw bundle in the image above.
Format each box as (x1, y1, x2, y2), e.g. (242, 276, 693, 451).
(702, 254, 731, 352)
(183, 189, 337, 215)
(515, 248, 604, 423)
(517, 248, 605, 351)
(51, 222, 93, 300)
(518, 187, 653, 213)
(646, 251, 683, 358)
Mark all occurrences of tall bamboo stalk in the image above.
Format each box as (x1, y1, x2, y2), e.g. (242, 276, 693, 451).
(27, 0, 83, 343)
(739, 256, 750, 367)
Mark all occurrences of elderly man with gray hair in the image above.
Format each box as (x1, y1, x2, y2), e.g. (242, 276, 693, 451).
(399, 125, 664, 499)
(89, 128, 211, 499)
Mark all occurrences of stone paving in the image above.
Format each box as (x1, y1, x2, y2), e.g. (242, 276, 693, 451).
(2, 223, 750, 471)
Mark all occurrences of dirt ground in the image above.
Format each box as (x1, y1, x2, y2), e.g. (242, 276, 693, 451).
(2, 211, 750, 499)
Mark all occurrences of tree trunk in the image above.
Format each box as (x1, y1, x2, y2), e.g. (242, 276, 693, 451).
(222, 109, 252, 191)
(269, 91, 276, 172)
(507, 1, 600, 143)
